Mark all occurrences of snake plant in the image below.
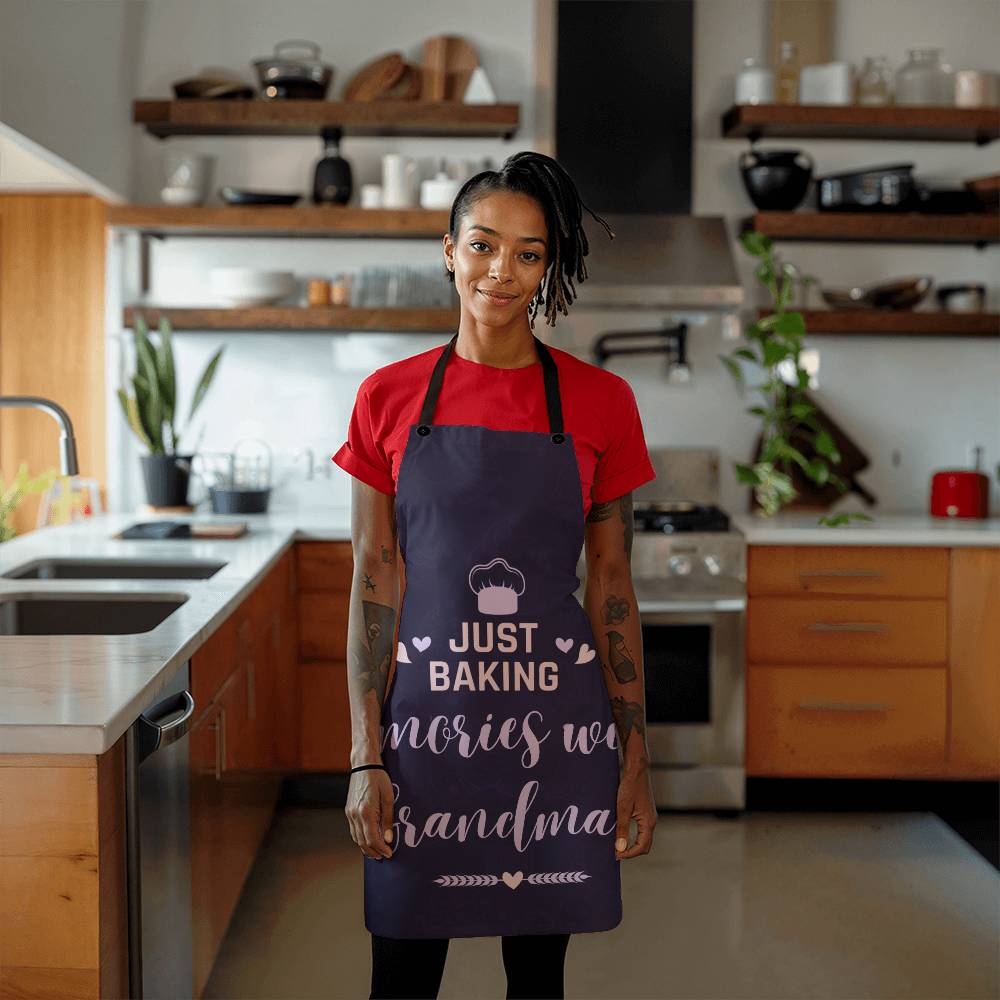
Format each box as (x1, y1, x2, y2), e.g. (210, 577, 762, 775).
(719, 230, 872, 528)
(117, 313, 223, 455)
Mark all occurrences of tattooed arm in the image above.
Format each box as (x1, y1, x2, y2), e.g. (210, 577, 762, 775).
(345, 477, 399, 860)
(583, 490, 656, 858)
(346, 476, 400, 768)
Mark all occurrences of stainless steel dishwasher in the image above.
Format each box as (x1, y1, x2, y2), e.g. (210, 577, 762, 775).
(125, 660, 195, 999)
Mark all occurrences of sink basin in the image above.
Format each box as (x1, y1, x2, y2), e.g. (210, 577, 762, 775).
(0, 594, 188, 635)
(2, 558, 226, 581)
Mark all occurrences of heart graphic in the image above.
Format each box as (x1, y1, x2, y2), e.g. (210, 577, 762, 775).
(412, 636, 431, 652)
(555, 637, 573, 653)
(396, 641, 411, 664)
(501, 870, 524, 890)
(575, 643, 596, 664)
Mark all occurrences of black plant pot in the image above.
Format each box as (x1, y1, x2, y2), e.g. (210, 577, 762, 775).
(140, 453, 195, 507)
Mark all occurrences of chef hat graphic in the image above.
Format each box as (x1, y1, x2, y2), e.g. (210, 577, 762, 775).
(468, 557, 525, 615)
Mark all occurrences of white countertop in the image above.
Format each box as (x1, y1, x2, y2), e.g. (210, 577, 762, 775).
(0, 509, 350, 755)
(733, 511, 1000, 547)
(3, 505, 998, 756)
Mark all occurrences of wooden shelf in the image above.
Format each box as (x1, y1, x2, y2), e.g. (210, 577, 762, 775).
(722, 103, 1000, 144)
(106, 205, 451, 238)
(123, 305, 459, 332)
(757, 308, 1000, 337)
(748, 212, 1000, 245)
(133, 99, 520, 138)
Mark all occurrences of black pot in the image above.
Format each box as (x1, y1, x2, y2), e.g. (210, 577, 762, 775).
(739, 148, 814, 211)
(140, 453, 195, 508)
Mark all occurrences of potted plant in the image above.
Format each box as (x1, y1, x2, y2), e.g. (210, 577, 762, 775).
(117, 313, 223, 508)
(0, 463, 58, 542)
(719, 230, 873, 528)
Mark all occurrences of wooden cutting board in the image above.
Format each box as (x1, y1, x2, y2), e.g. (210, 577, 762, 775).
(421, 35, 478, 101)
(344, 52, 406, 101)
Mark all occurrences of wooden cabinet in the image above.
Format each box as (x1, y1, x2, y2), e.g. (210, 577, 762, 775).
(296, 542, 355, 770)
(0, 745, 128, 1000)
(947, 548, 1000, 778)
(744, 545, 999, 780)
(188, 549, 294, 997)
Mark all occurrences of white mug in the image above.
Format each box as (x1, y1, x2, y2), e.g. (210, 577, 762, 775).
(360, 183, 383, 208)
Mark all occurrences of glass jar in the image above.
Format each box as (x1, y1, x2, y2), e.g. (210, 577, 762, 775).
(776, 41, 799, 104)
(857, 56, 893, 105)
(895, 48, 954, 105)
(735, 57, 775, 105)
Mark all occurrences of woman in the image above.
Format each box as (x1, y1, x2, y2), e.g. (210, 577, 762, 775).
(332, 151, 657, 1000)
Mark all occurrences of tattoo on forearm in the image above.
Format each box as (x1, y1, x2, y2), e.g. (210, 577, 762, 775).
(587, 499, 615, 523)
(618, 493, 633, 560)
(380, 544, 395, 564)
(610, 696, 645, 751)
(362, 573, 375, 592)
(602, 594, 630, 625)
(586, 493, 634, 560)
(606, 629, 637, 683)
(353, 600, 395, 696)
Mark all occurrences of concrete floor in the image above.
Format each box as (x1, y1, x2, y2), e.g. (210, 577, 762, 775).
(203, 803, 999, 1000)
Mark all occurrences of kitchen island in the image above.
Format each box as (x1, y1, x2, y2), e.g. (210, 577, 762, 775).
(0, 509, 351, 755)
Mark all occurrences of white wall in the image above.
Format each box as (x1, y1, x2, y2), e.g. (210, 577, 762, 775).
(9, 0, 999, 515)
(106, 0, 540, 512)
(0, 0, 142, 196)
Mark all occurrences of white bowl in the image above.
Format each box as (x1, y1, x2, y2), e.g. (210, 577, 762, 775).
(160, 185, 203, 206)
(209, 268, 297, 306)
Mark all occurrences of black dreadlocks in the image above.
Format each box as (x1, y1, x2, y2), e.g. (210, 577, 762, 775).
(446, 151, 614, 328)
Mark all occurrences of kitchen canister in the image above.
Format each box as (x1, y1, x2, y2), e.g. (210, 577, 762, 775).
(954, 70, 999, 107)
(735, 57, 774, 104)
(420, 159, 462, 209)
(381, 154, 418, 209)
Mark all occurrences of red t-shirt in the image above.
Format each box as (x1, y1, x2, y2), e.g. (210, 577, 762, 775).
(331, 340, 656, 520)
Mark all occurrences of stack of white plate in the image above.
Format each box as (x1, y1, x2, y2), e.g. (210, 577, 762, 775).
(209, 268, 297, 306)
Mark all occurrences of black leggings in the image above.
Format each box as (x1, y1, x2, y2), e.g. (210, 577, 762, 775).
(370, 931, 571, 999)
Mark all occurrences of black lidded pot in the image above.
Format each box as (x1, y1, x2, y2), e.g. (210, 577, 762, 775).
(313, 126, 352, 205)
(739, 147, 815, 211)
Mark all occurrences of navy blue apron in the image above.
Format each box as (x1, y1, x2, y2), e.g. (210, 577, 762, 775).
(364, 331, 622, 939)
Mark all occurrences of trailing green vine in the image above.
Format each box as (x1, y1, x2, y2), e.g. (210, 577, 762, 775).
(720, 230, 873, 528)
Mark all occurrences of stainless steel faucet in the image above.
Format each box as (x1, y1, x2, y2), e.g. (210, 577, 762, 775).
(0, 396, 79, 475)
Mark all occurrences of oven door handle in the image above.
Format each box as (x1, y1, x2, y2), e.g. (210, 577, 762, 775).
(638, 597, 746, 614)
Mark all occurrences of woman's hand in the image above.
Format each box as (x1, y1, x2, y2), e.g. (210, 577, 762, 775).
(614, 761, 657, 860)
(346, 769, 395, 860)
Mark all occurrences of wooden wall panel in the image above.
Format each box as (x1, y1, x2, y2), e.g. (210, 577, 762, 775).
(0, 193, 107, 536)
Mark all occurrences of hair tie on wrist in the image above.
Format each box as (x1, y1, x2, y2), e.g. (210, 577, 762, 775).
(350, 763, 388, 775)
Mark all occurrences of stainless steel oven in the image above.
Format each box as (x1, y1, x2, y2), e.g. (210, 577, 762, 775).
(638, 582, 746, 810)
(578, 446, 748, 811)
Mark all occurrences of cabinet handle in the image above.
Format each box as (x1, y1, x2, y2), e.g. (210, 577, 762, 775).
(795, 700, 890, 712)
(219, 704, 227, 775)
(807, 621, 889, 633)
(247, 659, 256, 721)
(798, 569, 883, 578)
(208, 705, 226, 780)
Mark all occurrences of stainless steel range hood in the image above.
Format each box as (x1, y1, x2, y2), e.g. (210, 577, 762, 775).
(573, 214, 745, 311)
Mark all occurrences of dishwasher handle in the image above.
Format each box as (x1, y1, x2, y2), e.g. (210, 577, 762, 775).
(136, 689, 195, 765)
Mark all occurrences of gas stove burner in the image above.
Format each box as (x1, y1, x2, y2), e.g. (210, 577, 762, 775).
(633, 502, 730, 534)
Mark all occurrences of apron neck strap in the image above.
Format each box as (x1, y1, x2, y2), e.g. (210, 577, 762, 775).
(417, 332, 565, 435)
